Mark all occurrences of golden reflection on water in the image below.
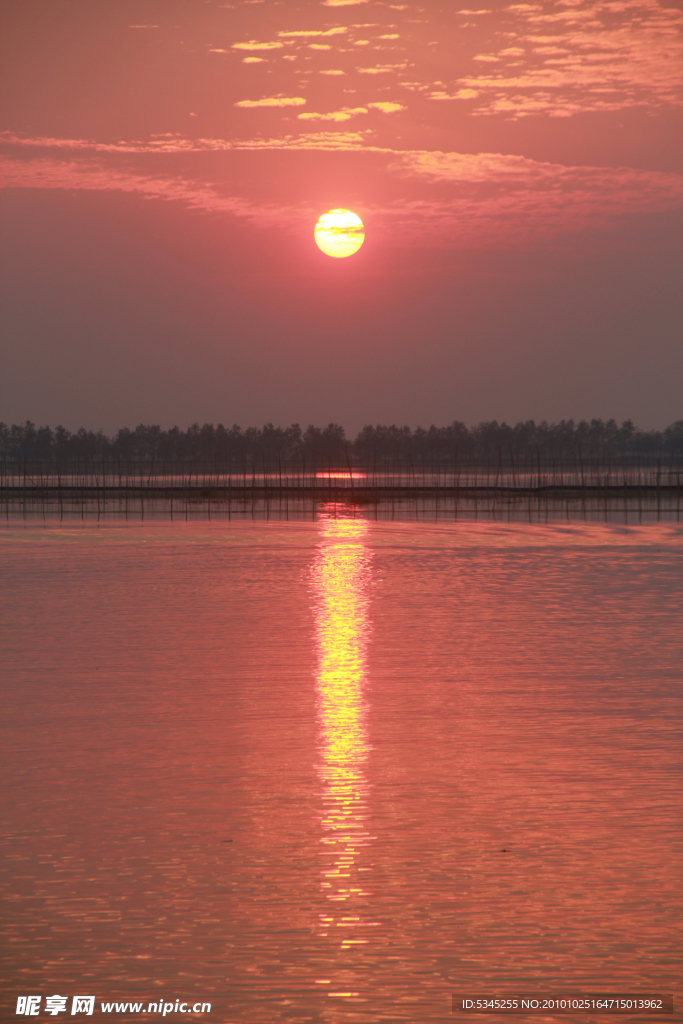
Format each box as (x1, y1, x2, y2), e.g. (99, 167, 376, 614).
(312, 506, 376, 955)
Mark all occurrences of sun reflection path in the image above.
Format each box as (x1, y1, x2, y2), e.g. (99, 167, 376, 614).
(311, 506, 377, 954)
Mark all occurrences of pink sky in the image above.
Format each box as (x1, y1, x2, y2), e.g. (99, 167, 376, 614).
(1, 0, 681, 431)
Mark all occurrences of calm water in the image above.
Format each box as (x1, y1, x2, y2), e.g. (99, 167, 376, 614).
(1, 512, 682, 1023)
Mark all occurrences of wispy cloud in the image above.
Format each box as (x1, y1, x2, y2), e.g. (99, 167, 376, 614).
(235, 96, 307, 107)
(231, 40, 285, 50)
(368, 101, 406, 112)
(0, 130, 366, 154)
(357, 63, 407, 73)
(3, 133, 681, 249)
(295, 101, 404, 121)
(392, 149, 683, 242)
(430, 88, 479, 99)
(232, 131, 369, 149)
(0, 156, 258, 218)
(458, 0, 683, 118)
(278, 27, 348, 37)
(298, 106, 368, 120)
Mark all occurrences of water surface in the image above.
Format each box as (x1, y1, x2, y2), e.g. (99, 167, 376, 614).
(1, 515, 681, 1022)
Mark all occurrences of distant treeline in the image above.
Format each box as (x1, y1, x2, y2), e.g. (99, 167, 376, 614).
(1, 418, 682, 470)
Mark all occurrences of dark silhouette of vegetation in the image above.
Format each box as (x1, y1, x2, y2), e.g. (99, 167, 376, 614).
(1, 417, 682, 474)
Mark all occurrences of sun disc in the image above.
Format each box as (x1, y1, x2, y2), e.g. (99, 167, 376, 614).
(314, 209, 364, 259)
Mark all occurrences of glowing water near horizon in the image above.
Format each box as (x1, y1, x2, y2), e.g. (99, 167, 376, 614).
(1, 516, 681, 1022)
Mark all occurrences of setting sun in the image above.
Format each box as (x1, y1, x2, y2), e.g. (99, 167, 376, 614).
(314, 209, 365, 259)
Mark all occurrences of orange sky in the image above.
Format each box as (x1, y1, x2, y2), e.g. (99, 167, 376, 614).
(1, 0, 681, 431)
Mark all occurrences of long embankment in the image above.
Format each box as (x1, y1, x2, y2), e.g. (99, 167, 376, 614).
(2, 463, 681, 522)
(3, 481, 683, 500)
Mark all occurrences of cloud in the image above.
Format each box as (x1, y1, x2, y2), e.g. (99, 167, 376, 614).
(0, 156, 258, 219)
(399, 147, 683, 196)
(532, 45, 568, 54)
(368, 101, 406, 112)
(278, 27, 348, 37)
(429, 88, 479, 99)
(357, 63, 407, 73)
(235, 96, 307, 107)
(3, 138, 682, 249)
(0, 129, 371, 155)
(459, 0, 683, 118)
(320, 69, 346, 74)
(231, 40, 285, 50)
(129, 24, 159, 29)
(234, 131, 370, 149)
(322, 0, 368, 5)
(243, 57, 266, 62)
(362, 150, 683, 247)
(297, 106, 368, 120)
(309, 43, 332, 49)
